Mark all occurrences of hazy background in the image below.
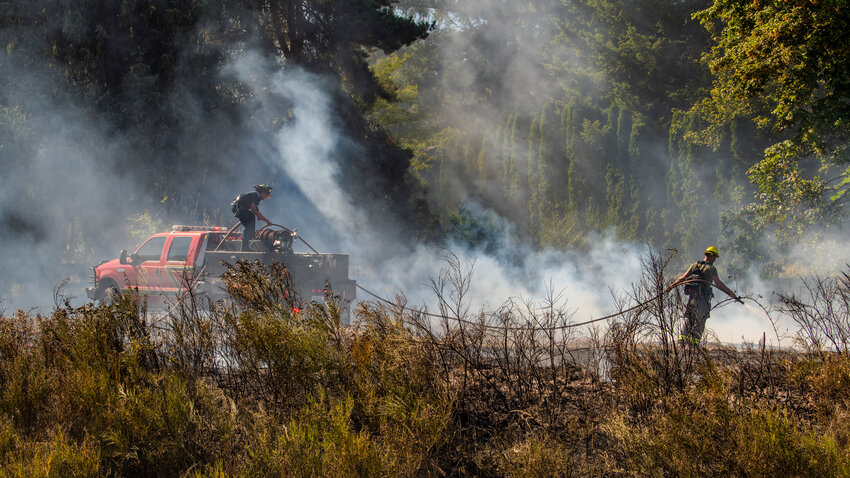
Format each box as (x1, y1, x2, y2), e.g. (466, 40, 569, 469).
(1, 0, 841, 346)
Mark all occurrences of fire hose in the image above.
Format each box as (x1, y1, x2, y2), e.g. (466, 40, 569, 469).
(354, 278, 753, 332)
(213, 221, 320, 254)
(263, 223, 320, 254)
(215, 225, 754, 333)
(213, 222, 242, 252)
(355, 283, 680, 331)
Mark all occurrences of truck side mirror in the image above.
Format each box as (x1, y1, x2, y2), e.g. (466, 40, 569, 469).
(119, 249, 128, 265)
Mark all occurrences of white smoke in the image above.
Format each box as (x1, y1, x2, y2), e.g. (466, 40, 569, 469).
(0, 55, 143, 313)
(220, 50, 786, 344)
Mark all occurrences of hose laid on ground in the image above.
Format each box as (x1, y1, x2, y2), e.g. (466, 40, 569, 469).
(355, 283, 671, 331)
(354, 279, 755, 333)
(265, 230, 755, 333)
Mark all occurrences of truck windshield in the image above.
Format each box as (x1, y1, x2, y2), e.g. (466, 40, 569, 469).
(136, 237, 167, 262)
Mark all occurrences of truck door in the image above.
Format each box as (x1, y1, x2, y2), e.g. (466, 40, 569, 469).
(131, 235, 168, 297)
(163, 235, 194, 294)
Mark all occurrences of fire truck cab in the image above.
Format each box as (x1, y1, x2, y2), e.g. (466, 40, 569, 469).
(86, 225, 356, 324)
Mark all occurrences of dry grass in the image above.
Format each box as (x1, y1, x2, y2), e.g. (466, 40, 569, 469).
(0, 257, 849, 476)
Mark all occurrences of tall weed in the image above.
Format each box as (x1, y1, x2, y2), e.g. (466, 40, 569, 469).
(606, 364, 849, 477)
(0, 427, 101, 478)
(778, 270, 850, 355)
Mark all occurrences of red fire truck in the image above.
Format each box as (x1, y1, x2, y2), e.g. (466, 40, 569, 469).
(86, 225, 356, 324)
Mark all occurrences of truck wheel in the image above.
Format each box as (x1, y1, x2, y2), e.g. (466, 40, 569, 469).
(97, 281, 121, 305)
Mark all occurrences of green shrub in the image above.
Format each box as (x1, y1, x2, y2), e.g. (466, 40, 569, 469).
(236, 302, 452, 477)
(791, 354, 850, 410)
(606, 366, 850, 477)
(789, 354, 850, 450)
(0, 428, 101, 478)
(496, 431, 606, 478)
(245, 394, 384, 477)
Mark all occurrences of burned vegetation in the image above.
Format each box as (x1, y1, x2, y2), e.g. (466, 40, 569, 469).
(1, 255, 850, 477)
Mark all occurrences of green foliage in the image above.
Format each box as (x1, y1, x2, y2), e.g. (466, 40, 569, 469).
(608, 370, 849, 477)
(370, 53, 423, 128)
(789, 355, 850, 451)
(747, 141, 830, 232)
(371, 0, 742, 255)
(538, 202, 585, 249)
(369, 0, 850, 277)
(345, 307, 450, 469)
(578, 0, 713, 119)
(791, 355, 850, 412)
(496, 432, 598, 477)
(260, 0, 431, 102)
(249, 394, 385, 476)
(694, 0, 850, 239)
(0, 427, 102, 478)
(218, 261, 450, 475)
(697, 0, 850, 141)
(128, 210, 168, 241)
(0, 296, 232, 475)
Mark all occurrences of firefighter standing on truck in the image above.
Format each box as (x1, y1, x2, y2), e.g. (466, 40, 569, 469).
(665, 246, 743, 345)
(232, 184, 273, 251)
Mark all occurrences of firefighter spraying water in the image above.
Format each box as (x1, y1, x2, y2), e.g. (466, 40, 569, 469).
(666, 246, 744, 345)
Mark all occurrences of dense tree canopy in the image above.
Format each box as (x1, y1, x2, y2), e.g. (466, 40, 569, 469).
(694, 0, 850, 237)
(361, 0, 850, 276)
(370, 0, 730, 252)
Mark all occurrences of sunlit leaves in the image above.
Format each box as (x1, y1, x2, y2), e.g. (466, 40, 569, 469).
(746, 140, 828, 231)
(695, 0, 850, 237)
(369, 53, 422, 128)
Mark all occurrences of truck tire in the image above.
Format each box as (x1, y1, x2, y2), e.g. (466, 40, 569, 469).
(96, 280, 121, 305)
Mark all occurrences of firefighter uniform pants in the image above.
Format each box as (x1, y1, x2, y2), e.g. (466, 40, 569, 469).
(238, 212, 255, 251)
(681, 294, 711, 344)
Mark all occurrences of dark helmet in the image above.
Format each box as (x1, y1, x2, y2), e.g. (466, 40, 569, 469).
(254, 184, 273, 194)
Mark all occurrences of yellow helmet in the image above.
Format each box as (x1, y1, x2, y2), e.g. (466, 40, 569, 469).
(704, 246, 719, 257)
